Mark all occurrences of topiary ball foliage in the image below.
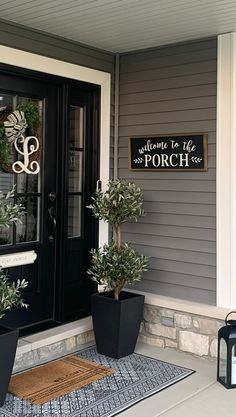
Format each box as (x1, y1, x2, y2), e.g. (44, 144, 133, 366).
(87, 241, 149, 294)
(87, 178, 145, 226)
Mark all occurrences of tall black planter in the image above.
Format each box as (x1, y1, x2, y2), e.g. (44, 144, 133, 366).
(0, 327, 19, 407)
(91, 291, 144, 359)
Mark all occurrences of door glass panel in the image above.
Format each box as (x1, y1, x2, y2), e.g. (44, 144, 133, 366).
(0, 93, 43, 246)
(0, 94, 14, 117)
(0, 173, 14, 193)
(0, 226, 13, 246)
(17, 173, 40, 193)
(68, 195, 81, 238)
(69, 106, 84, 148)
(69, 150, 83, 193)
(16, 196, 40, 243)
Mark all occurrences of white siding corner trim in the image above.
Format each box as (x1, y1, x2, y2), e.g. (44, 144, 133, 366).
(217, 33, 236, 308)
(0, 45, 111, 248)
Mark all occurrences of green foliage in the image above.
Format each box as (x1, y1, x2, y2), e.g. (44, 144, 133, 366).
(87, 179, 144, 226)
(0, 187, 25, 228)
(0, 269, 28, 319)
(0, 125, 11, 164)
(0, 187, 28, 319)
(17, 101, 40, 135)
(88, 241, 149, 294)
(87, 179, 149, 300)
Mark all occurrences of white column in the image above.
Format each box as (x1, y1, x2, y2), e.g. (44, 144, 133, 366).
(217, 33, 236, 307)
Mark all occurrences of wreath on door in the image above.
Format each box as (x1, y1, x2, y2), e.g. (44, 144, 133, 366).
(0, 101, 41, 174)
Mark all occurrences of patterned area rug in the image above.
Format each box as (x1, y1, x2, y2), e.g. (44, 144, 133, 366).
(0, 346, 195, 417)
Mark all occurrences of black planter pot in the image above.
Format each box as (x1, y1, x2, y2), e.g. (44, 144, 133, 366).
(0, 327, 19, 407)
(91, 291, 144, 359)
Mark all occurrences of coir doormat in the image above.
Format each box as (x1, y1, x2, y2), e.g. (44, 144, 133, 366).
(9, 355, 114, 405)
(1, 346, 195, 417)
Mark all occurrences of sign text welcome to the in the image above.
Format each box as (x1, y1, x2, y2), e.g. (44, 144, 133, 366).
(129, 134, 208, 171)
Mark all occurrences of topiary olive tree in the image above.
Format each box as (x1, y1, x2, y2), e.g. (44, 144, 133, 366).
(87, 179, 149, 301)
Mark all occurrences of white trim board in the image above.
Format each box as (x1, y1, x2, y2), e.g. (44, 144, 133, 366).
(0, 45, 111, 247)
(217, 33, 236, 308)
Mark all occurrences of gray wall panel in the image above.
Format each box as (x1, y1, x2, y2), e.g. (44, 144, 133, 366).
(119, 38, 217, 304)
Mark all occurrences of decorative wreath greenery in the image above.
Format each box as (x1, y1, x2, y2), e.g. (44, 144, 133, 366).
(0, 101, 40, 173)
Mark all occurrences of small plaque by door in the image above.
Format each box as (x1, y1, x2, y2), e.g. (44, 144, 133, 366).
(0, 251, 37, 268)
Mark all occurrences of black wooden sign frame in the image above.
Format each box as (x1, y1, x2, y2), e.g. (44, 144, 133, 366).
(128, 133, 208, 171)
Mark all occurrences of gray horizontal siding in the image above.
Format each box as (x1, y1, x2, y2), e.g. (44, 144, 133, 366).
(120, 84, 216, 105)
(0, 20, 114, 72)
(120, 96, 216, 115)
(119, 38, 217, 304)
(119, 168, 216, 181)
(132, 243, 216, 266)
(124, 232, 215, 254)
(123, 223, 215, 241)
(120, 45, 217, 73)
(134, 280, 215, 305)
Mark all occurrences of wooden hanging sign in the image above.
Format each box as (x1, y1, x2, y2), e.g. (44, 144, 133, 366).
(129, 134, 208, 171)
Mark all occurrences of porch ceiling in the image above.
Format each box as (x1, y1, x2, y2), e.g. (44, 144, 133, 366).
(0, 0, 236, 53)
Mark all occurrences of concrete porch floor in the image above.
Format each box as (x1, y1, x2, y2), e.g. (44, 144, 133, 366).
(121, 342, 235, 417)
(14, 322, 235, 417)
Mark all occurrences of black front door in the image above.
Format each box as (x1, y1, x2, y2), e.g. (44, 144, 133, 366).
(0, 68, 99, 333)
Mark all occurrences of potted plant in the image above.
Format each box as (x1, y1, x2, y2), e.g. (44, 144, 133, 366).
(87, 179, 149, 358)
(0, 187, 28, 406)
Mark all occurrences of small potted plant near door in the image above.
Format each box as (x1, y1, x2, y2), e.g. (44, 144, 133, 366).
(0, 187, 28, 406)
(87, 179, 149, 358)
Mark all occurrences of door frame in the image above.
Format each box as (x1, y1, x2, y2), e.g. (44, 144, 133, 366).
(0, 45, 111, 248)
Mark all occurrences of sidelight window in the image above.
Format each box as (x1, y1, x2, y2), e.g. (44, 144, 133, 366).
(67, 105, 84, 238)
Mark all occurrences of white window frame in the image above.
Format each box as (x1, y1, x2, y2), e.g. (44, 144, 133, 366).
(0, 45, 111, 248)
(217, 33, 236, 308)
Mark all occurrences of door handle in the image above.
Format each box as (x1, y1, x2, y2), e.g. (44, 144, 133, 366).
(48, 206, 56, 242)
(48, 191, 56, 202)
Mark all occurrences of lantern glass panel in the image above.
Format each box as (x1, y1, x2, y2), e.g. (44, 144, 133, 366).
(231, 344, 236, 385)
(219, 338, 227, 384)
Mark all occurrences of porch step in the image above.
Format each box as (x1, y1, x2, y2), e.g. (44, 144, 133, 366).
(14, 317, 94, 373)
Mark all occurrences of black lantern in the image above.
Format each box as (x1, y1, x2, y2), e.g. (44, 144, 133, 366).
(217, 311, 236, 388)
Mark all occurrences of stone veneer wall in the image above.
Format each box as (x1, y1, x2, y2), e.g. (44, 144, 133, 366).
(139, 304, 223, 359)
(14, 303, 222, 374)
(13, 330, 94, 373)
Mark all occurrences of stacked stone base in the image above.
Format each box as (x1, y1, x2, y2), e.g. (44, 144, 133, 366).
(14, 304, 222, 373)
(139, 304, 223, 359)
(14, 330, 94, 373)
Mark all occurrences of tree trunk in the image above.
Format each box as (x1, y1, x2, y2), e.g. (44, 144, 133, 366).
(115, 224, 121, 250)
(114, 224, 122, 300)
(114, 288, 120, 301)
